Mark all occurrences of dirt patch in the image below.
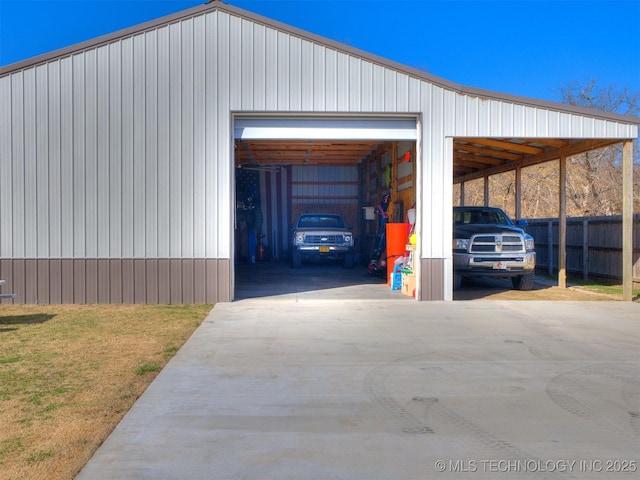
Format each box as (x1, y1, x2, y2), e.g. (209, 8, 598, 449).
(453, 277, 626, 301)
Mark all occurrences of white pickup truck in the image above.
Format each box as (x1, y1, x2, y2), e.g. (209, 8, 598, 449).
(291, 213, 354, 268)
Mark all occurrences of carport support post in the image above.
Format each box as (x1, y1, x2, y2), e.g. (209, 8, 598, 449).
(622, 140, 633, 301)
(483, 176, 490, 206)
(515, 167, 522, 220)
(558, 154, 567, 289)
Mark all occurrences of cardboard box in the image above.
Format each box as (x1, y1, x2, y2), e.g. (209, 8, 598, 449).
(402, 273, 416, 297)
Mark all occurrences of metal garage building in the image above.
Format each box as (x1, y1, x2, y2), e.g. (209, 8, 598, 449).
(0, 1, 637, 303)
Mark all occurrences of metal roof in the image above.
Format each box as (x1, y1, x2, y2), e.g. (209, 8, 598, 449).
(1, 1, 638, 127)
(2, 0, 636, 184)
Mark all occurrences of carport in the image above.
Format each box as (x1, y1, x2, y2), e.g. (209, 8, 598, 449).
(451, 135, 636, 301)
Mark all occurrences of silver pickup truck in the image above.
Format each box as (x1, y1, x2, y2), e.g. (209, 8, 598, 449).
(291, 213, 354, 268)
(453, 206, 536, 290)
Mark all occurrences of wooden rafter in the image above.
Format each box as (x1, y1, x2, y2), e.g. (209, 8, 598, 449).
(454, 138, 624, 183)
(454, 153, 507, 166)
(456, 138, 544, 155)
(235, 137, 624, 185)
(454, 143, 523, 161)
(235, 139, 386, 165)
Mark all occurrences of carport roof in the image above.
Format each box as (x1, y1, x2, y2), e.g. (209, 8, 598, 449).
(1, 0, 637, 183)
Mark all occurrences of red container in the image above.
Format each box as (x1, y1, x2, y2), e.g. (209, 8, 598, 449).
(386, 223, 408, 285)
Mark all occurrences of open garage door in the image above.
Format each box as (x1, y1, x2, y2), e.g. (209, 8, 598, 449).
(234, 116, 418, 141)
(232, 115, 419, 300)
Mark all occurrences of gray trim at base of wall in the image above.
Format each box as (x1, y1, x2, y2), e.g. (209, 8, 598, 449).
(419, 258, 445, 301)
(0, 259, 230, 304)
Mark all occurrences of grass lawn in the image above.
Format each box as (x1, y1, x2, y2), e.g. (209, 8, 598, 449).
(0, 304, 212, 480)
(536, 273, 640, 301)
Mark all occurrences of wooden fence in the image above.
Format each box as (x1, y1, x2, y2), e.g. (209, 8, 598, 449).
(525, 214, 640, 285)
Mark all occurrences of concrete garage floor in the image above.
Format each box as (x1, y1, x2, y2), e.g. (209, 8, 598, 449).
(77, 263, 639, 479)
(232, 260, 628, 302)
(233, 260, 413, 301)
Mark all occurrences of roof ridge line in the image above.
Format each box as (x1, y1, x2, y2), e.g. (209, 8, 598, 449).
(1, 0, 637, 126)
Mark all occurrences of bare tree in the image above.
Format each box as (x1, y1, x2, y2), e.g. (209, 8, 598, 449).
(456, 80, 639, 218)
(559, 80, 640, 216)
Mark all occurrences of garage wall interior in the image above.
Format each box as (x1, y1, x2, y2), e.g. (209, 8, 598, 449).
(0, 1, 637, 303)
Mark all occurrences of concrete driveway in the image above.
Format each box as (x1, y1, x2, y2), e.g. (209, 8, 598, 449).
(77, 265, 639, 479)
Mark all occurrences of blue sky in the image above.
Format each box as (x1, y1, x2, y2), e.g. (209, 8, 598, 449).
(1, 0, 638, 104)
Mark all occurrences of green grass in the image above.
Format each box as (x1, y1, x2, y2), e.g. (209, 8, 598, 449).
(538, 273, 640, 299)
(0, 356, 21, 365)
(577, 282, 640, 297)
(26, 450, 54, 464)
(135, 362, 162, 375)
(0, 303, 212, 479)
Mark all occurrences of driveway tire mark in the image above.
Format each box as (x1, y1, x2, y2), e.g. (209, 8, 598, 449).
(546, 362, 639, 438)
(363, 355, 537, 463)
(363, 354, 434, 435)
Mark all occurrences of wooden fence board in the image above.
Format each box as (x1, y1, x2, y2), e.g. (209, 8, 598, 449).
(526, 214, 640, 283)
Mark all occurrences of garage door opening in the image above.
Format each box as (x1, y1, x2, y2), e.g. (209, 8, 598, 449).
(232, 115, 418, 300)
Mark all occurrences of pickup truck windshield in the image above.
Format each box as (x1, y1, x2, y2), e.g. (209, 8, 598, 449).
(297, 215, 345, 229)
(454, 209, 512, 226)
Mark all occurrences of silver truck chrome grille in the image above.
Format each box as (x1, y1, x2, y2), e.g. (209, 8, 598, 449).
(304, 235, 344, 245)
(470, 234, 525, 253)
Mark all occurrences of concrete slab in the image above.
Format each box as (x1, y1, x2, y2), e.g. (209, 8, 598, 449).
(77, 295, 639, 480)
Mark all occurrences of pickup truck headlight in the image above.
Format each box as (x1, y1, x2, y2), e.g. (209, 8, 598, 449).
(453, 238, 469, 251)
(344, 234, 352, 245)
(295, 233, 305, 245)
(524, 235, 534, 252)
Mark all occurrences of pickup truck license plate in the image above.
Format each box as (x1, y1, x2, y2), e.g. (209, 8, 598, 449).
(319, 246, 330, 253)
(493, 261, 507, 270)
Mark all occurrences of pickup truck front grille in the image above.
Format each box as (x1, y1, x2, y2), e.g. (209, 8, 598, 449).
(470, 234, 525, 253)
(304, 235, 345, 245)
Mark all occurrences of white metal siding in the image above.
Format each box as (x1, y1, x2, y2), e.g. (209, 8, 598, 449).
(0, 7, 636, 269)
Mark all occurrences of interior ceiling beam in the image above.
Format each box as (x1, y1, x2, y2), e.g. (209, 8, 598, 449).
(456, 138, 544, 155)
(453, 165, 475, 174)
(454, 158, 503, 170)
(241, 158, 362, 166)
(237, 154, 371, 161)
(455, 143, 522, 161)
(454, 153, 506, 166)
(518, 138, 571, 149)
(454, 138, 625, 184)
(235, 139, 388, 166)
(253, 150, 374, 157)
(237, 136, 624, 185)
(240, 144, 378, 152)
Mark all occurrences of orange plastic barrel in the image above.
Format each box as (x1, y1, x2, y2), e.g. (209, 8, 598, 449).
(386, 223, 408, 285)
